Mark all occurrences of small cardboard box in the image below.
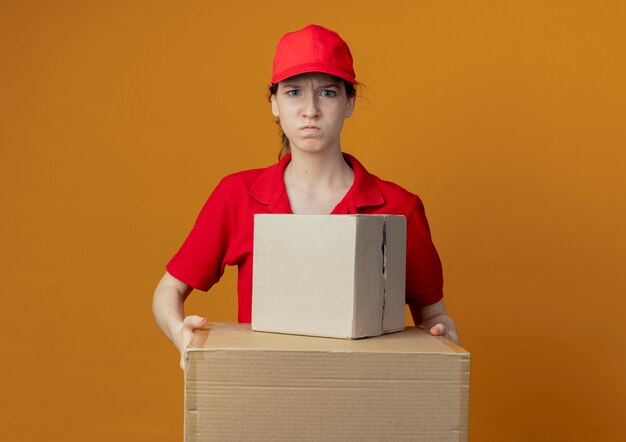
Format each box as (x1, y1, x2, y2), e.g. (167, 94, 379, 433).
(252, 214, 407, 339)
(184, 323, 470, 442)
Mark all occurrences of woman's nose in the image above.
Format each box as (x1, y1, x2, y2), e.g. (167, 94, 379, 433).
(302, 94, 320, 118)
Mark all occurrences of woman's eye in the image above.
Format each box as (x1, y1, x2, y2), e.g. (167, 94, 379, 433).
(321, 90, 337, 97)
(286, 90, 301, 96)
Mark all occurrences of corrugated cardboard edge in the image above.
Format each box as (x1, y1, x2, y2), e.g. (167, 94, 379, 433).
(438, 336, 471, 440)
(184, 326, 212, 441)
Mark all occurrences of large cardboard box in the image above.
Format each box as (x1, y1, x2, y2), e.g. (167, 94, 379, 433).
(184, 323, 470, 442)
(252, 214, 407, 339)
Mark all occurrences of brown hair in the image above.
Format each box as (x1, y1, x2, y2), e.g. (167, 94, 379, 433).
(267, 78, 358, 160)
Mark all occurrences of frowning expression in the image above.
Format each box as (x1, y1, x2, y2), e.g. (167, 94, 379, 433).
(271, 72, 355, 154)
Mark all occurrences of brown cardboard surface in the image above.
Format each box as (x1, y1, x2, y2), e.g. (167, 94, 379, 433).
(251, 214, 406, 339)
(352, 215, 385, 337)
(381, 215, 407, 333)
(188, 323, 462, 355)
(185, 324, 470, 441)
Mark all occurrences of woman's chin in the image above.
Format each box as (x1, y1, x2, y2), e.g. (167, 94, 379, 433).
(290, 141, 338, 155)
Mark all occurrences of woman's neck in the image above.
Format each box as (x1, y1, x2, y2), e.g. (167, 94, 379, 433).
(284, 148, 354, 192)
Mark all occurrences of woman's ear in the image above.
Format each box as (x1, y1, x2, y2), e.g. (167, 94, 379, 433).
(271, 94, 280, 117)
(344, 95, 356, 118)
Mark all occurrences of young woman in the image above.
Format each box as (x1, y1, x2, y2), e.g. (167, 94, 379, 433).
(153, 24, 459, 369)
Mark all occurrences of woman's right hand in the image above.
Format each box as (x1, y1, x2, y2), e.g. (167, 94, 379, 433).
(152, 271, 204, 370)
(176, 315, 207, 370)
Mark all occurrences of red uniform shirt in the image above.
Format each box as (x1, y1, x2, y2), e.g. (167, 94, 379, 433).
(166, 153, 443, 323)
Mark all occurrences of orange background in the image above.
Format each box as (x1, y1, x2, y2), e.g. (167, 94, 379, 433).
(2, 1, 625, 440)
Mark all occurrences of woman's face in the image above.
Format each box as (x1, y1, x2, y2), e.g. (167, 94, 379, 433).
(271, 72, 355, 155)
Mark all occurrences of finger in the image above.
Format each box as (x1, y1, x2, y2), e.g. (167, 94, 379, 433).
(183, 315, 206, 330)
(180, 353, 185, 370)
(430, 323, 446, 336)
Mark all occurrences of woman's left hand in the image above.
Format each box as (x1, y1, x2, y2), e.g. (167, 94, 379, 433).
(429, 322, 460, 344)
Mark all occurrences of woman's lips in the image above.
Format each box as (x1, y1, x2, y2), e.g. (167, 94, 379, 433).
(301, 125, 320, 130)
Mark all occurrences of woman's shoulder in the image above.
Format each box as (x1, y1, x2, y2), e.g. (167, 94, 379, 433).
(215, 161, 279, 191)
(375, 176, 424, 214)
(374, 175, 420, 201)
(348, 153, 425, 217)
(360, 166, 422, 208)
(207, 161, 284, 208)
(219, 167, 268, 186)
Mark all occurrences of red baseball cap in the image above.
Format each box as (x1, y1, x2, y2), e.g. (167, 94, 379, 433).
(271, 24, 356, 84)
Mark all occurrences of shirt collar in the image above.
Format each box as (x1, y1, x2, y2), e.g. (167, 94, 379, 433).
(249, 152, 385, 213)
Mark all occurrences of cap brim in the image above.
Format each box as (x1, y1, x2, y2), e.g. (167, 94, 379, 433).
(272, 63, 355, 84)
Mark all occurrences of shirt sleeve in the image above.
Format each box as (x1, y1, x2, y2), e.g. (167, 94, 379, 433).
(166, 179, 233, 291)
(405, 197, 444, 308)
